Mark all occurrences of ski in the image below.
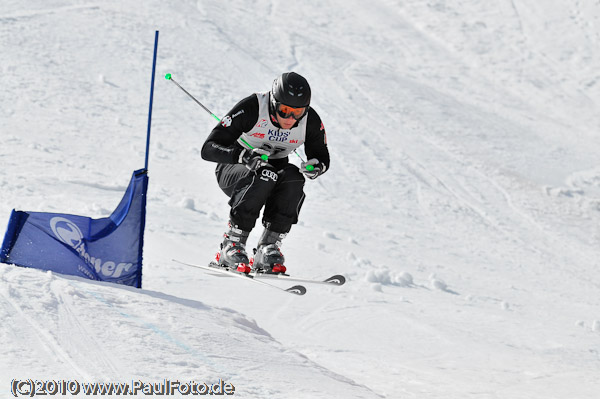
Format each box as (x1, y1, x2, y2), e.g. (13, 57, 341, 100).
(172, 259, 307, 296)
(251, 272, 346, 286)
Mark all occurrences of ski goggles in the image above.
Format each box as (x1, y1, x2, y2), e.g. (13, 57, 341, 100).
(275, 103, 307, 120)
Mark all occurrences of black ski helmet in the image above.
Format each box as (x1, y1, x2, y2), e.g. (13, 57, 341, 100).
(271, 72, 311, 108)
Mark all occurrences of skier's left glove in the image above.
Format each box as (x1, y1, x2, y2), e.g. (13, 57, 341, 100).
(300, 158, 326, 180)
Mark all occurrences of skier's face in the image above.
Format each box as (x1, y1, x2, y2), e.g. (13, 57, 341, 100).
(273, 101, 306, 129)
(276, 113, 297, 129)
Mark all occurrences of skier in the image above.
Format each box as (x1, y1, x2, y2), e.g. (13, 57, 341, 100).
(201, 72, 329, 274)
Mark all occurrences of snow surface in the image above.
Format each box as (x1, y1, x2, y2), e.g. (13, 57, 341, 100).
(2, 0, 600, 398)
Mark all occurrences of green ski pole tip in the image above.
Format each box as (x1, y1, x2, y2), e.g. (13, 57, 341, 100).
(261, 154, 269, 161)
(165, 73, 172, 80)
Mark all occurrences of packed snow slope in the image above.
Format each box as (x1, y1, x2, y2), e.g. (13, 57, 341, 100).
(2, 0, 600, 398)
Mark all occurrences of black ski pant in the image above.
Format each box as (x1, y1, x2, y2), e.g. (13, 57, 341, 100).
(215, 162, 306, 234)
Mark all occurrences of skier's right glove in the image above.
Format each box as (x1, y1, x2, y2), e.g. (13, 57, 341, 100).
(239, 148, 270, 172)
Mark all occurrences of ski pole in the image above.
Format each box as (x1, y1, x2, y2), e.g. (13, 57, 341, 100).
(165, 73, 265, 160)
(291, 150, 314, 171)
(165, 73, 221, 122)
(165, 73, 314, 170)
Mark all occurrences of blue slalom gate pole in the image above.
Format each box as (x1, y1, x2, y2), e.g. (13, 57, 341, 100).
(144, 30, 159, 171)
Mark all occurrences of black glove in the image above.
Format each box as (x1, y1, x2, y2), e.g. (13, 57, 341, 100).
(300, 158, 326, 180)
(239, 148, 270, 171)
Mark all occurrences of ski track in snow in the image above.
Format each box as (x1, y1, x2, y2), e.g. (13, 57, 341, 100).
(1, 265, 384, 398)
(0, 277, 93, 380)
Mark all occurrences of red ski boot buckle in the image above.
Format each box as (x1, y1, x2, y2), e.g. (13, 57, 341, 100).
(272, 263, 286, 274)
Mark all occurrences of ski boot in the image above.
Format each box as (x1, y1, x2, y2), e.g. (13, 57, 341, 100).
(251, 229, 287, 274)
(215, 222, 251, 274)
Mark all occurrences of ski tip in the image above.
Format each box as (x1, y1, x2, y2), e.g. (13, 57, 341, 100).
(325, 275, 346, 286)
(286, 285, 307, 296)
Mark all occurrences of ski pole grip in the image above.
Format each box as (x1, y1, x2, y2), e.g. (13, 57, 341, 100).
(239, 138, 269, 162)
(305, 165, 315, 171)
